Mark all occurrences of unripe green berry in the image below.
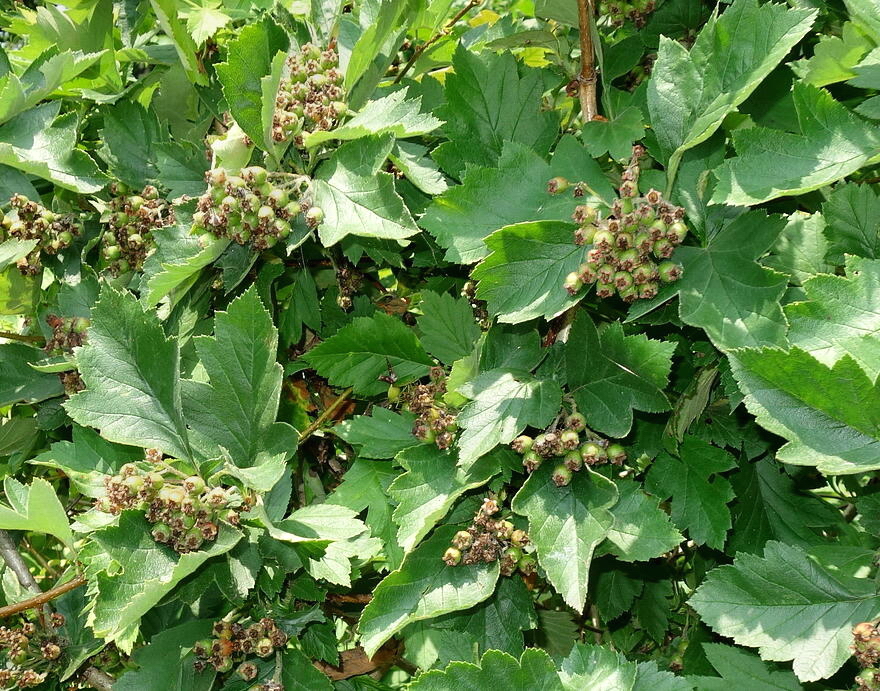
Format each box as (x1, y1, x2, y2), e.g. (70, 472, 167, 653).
(617, 248, 639, 271)
(103, 244, 121, 260)
(564, 449, 583, 471)
(666, 221, 688, 244)
(578, 262, 598, 284)
(511, 435, 533, 453)
(151, 522, 171, 542)
(547, 176, 570, 194)
(652, 238, 675, 258)
(305, 206, 324, 228)
(566, 412, 587, 431)
(443, 546, 462, 566)
(592, 229, 615, 250)
(518, 553, 538, 575)
(522, 449, 542, 472)
(57, 230, 73, 245)
(563, 271, 583, 295)
(580, 441, 607, 465)
(560, 429, 580, 450)
(638, 281, 659, 299)
(496, 520, 514, 540)
(511, 529, 529, 548)
(614, 270, 634, 290)
(552, 464, 573, 487)
(387, 384, 401, 402)
(597, 264, 615, 284)
(606, 443, 627, 464)
(215, 657, 233, 673)
(595, 282, 615, 299)
(183, 476, 206, 495)
(658, 261, 682, 283)
(452, 530, 473, 550)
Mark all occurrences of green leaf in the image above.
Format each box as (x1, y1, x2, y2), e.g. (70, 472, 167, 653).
(433, 45, 559, 178)
(472, 221, 583, 324)
(593, 561, 643, 620)
(302, 312, 433, 396)
(511, 465, 618, 611)
(389, 141, 448, 195)
(645, 436, 736, 549)
(581, 107, 645, 161)
(99, 101, 160, 190)
(83, 512, 241, 643)
(215, 16, 288, 154)
(408, 649, 563, 691)
(185, 2, 231, 46)
(182, 288, 296, 487)
(821, 182, 880, 262)
(335, 407, 418, 459)
(456, 369, 563, 469)
(281, 649, 334, 690)
(358, 525, 500, 657)
(792, 21, 874, 87)
(785, 256, 880, 379)
(730, 347, 880, 475)
(65, 285, 192, 459)
(647, 0, 815, 185)
(0, 342, 64, 406)
(344, 0, 414, 90)
(422, 136, 611, 265)
(304, 88, 442, 147)
(566, 312, 675, 438)
(729, 459, 843, 555)
(0, 102, 106, 193)
(603, 478, 683, 562)
(675, 211, 789, 350)
(114, 620, 216, 691)
(417, 291, 481, 365)
(711, 83, 880, 205)
(689, 541, 880, 681)
(315, 136, 420, 246)
(689, 643, 802, 691)
(149, 0, 207, 85)
(762, 212, 834, 286)
(390, 444, 504, 553)
(558, 643, 693, 691)
(0, 477, 74, 550)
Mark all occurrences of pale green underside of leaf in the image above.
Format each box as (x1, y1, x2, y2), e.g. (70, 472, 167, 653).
(712, 82, 880, 205)
(358, 526, 500, 658)
(559, 643, 693, 691)
(0, 477, 74, 550)
(511, 465, 618, 611)
(690, 541, 880, 681)
(648, 0, 816, 182)
(730, 347, 880, 474)
(603, 478, 683, 562)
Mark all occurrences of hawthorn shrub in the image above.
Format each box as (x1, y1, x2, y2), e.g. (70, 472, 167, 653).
(0, 0, 879, 689)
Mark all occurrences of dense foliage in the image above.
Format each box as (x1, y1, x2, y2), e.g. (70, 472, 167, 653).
(0, 0, 879, 688)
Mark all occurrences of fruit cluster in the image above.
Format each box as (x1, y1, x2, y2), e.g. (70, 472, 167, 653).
(273, 42, 345, 146)
(599, 0, 656, 28)
(442, 498, 535, 577)
(96, 461, 249, 554)
(193, 618, 289, 677)
(854, 623, 880, 689)
(44, 315, 90, 394)
(400, 368, 458, 450)
(194, 167, 322, 250)
(557, 147, 686, 303)
(511, 412, 627, 487)
(0, 615, 65, 689)
(101, 183, 173, 275)
(0, 194, 81, 275)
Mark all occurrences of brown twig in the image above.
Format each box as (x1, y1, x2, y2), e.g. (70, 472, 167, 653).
(326, 593, 372, 604)
(81, 666, 114, 691)
(0, 576, 86, 619)
(299, 387, 353, 443)
(576, 0, 598, 121)
(0, 330, 43, 345)
(394, 0, 481, 83)
(313, 641, 400, 680)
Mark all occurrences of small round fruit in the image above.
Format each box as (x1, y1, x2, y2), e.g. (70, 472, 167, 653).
(666, 221, 688, 244)
(518, 553, 538, 575)
(614, 270, 634, 290)
(560, 429, 580, 450)
(580, 441, 607, 465)
(564, 449, 583, 472)
(592, 229, 615, 250)
(546, 176, 570, 194)
(658, 261, 682, 283)
(606, 443, 627, 464)
(597, 264, 615, 284)
(595, 282, 615, 299)
(511, 529, 529, 548)
(151, 522, 171, 543)
(578, 262, 598, 284)
(452, 530, 473, 550)
(566, 412, 587, 431)
(522, 450, 542, 473)
(443, 547, 462, 566)
(305, 206, 324, 228)
(387, 384, 401, 402)
(511, 435, 534, 453)
(552, 464, 573, 487)
(563, 271, 583, 296)
(183, 476, 206, 495)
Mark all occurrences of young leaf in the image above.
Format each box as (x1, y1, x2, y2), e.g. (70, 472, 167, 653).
(472, 221, 583, 324)
(821, 182, 880, 262)
(645, 436, 736, 550)
(358, 526, 500, 657)
(215, 17, 288, 154)
(335, 407, 419, 459)
(417, 291, 481, 365)
(0, 477, 74, 550)
(558, 643, 692, 691)
(422, 136, 610, 265)
(314, 136, 420, 246)
(580, 107, 645, 161)
(647, 0, 816, 184)
(432, 45, 559, 178)
(712, 83, 880, 205)
(456, 369, 563, 469)
(603, 478, 683, 562)
(730, 347, 880, 474)
(675, 211, 789, 350)
(302, 311, 433, 396)
(65, 286, 192, 459)
(511, 465, 618, 611)
(390, 444, 505, 553)
(785, 256, 880, 379)
(565, 312, 675, 438)
(408, 648, 563, 691)
(182, 287, 296, 487)
(303, 88, 442, 147)
(690, 541, 880, 681)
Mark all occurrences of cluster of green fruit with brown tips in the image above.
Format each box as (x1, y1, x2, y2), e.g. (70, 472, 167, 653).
(0, 194, 81, 276)
(96, 455, 250, 554)
(0, 615, 66, 690)
(100, 183, 173, 275)
(599, 0, 656, 28)
(194, 167, 323, 251)
(555, 145, 686, 303)
(442, 498, 535, 577)
(273, 42, 345, 146)
(193, 618, 288, 679)
(853, 622, 880, 690)
(512, 412, 627, 487)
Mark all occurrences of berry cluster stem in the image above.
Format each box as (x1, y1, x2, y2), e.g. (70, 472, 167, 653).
(0, 331, 43, 345)
(0, 576, 86, 620)
(577, 0, 598, 122)
(299, 387, 353, 442)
